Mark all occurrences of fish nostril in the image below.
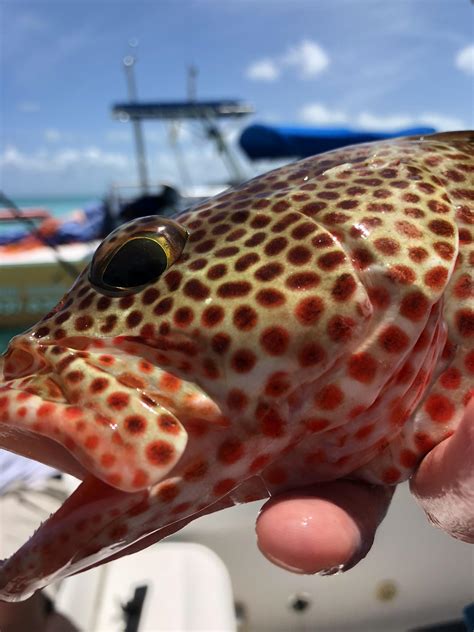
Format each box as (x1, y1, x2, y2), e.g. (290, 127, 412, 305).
(3, 347, 37, 381)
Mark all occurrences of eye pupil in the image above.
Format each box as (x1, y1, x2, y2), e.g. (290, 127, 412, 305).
(102, 238, 168, 288)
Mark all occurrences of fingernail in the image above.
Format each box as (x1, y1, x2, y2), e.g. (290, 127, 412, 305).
(318, 563, 345, 576)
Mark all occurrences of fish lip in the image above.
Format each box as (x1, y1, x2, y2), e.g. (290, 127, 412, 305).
(0, 338, 182, 484)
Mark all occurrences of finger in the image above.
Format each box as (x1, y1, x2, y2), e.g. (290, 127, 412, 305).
(255, 480, 394, 574)
(410, 398, 474, 543)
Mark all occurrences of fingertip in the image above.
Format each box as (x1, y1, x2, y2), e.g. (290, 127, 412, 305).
(255, 481, 393, 575)
(256, 494, 362, 574)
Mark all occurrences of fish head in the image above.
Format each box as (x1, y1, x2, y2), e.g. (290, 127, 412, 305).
(0, 130, 472, 600)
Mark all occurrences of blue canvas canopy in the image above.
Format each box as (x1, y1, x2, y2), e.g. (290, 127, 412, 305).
(239, 123, 437, 160)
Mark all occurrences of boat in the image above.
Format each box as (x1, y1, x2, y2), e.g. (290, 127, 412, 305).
(0, 60, 254, 330)
(0, 53, 438, 331)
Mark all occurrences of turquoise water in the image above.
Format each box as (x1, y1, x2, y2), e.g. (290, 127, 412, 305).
(0, 195, 102, 227)
(0, 329, 18, 354)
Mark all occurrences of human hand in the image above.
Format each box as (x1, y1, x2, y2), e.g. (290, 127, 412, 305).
(255, 399, 474, 574)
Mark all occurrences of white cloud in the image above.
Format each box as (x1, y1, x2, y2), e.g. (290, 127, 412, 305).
(44, 129, 61, 143)
(455, 44, 474, 75)
(0, 144, 131, 172)
(282, 40, 329, 79)
(403, 113, 465, 131)
(298, 102, 465, 131)
(245, 39, 329, 82)
(17, 101, 40, 113)
(246, 58, 280, 82)
(105, 129, 132, 143)
(300, 103, 348, 126)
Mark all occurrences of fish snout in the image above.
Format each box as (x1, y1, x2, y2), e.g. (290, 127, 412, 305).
(2, 340, 48, 382)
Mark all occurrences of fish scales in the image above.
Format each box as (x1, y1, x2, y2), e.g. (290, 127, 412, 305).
(0, 131, 472, 600)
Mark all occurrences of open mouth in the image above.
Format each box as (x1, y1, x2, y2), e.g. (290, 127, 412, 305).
(1, 339, 189, 493)
(0, 337, 231, 601)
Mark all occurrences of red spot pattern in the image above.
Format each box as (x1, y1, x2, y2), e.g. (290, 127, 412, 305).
(217, 438, 244, 464)
(146, 440, 175, 466)
(424, 394, 455, 423)
(260, 327, 289, 355)
(295, 297, 324, 326)
(348, 352, 377, 383)
(314, 384, 344, 410)
(1, 131, 470, 531)
(378, 325, 410, 353)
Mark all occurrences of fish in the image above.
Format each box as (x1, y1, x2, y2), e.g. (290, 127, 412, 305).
(0, 131, 472, 601)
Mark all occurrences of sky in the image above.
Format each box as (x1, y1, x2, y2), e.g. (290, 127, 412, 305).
(1, 0, 473, 196)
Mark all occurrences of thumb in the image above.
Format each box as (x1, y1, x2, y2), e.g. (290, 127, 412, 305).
(410, 398, 474, 543)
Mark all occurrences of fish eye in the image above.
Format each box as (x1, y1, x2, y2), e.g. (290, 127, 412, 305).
(89, 216, 188, 296)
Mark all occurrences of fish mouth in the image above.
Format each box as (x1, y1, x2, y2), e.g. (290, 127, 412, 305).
(0, 336, 231, 602)
(0, 336, 194, 493)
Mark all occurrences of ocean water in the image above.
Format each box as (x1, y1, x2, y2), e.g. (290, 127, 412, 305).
(0, 195, 102, 230)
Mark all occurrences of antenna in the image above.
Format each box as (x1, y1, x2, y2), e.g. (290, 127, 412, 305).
(123, 39, 149, 193)
(187, 65, 198, 102)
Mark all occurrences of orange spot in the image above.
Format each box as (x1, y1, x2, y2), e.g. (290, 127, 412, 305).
(124, 415, 147, 434)
(98, 355, 115, 365)
(107, 392, 130, 410)
(158, 482, 180, 503)
(213, 478, 236, 496)
(158, 414, 181, 435)
(16, 391, 32, 401)
(314, 384, 344, 410)
(355, 424, 374, 440)
(303, 417, 330, 432)
(227, 389, 248, 411)
(261, 409, 285, 437)
(183, 459, 208, 481)
(100, 453, 116, 468)
(387, 264, 416, 285)
(106, 473, 123, 487)
(347, 352, 377, 383)
(424, 393, 455, 423)
(399, 449, 418, 469)
(132, 469, 149, 488)
(248, 454, 271, 474)
(265, 372, 291, 397)
(65, 406, 82, 420)
(424, 266, 448, 290)
(160, 373, 182, 392)
(217, 438, 245, 464)
(382, 467, 401, 484)
(146, 440, 175, 466)
(379, 325, 410, 353)
(37, 402, 55, 418)
(84, 435, 99, 450)
(439, 367, 462, 390)
(465, 350, 474, 374)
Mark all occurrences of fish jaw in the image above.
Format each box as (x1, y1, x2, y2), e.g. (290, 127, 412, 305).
(1, 340, 191, 492)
